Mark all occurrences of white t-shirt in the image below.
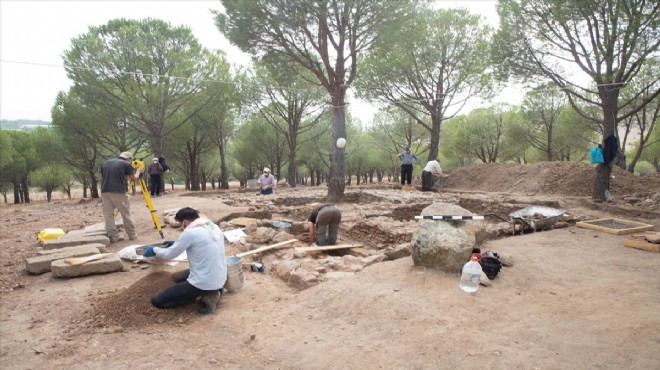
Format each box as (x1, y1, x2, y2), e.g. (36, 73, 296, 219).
(154, 222, 227, 290)
(423, 160, 442, 175)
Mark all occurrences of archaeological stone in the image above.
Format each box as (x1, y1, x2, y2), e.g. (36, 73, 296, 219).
(26, 244, 101, 274)
(37, 243, 106, 255)
(411, 202, 488, 273)
(385, 243, 411, 261)
(51, 254, 123, 278)
(42, 235, 110, 250)
(288, 268, 319, 290)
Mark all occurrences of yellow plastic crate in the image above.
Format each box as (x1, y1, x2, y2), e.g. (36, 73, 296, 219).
(37, 228, 66, 242)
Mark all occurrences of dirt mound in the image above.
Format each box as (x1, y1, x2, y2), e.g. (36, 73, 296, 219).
(75, 270, 197, 332)
(439, 162, 660, 197)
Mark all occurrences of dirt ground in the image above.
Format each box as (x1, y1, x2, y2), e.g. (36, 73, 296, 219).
(1, 162, 659, 369)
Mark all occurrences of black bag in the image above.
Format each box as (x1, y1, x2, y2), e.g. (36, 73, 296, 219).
(478, 251, 502, 279)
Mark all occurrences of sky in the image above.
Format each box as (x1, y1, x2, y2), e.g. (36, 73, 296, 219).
(0, 0, 509, 124)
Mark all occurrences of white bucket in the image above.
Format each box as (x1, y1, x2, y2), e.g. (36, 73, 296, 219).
(224, 256, 244, 292)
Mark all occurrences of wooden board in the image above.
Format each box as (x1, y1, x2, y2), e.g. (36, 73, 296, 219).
(576, 218, 655, 235)
(401, 185, 416, 192)
(64, 253, 114, 265)
(624, 237, 660, 252)
(236, 239, 298, 257)
(231, 217, 258, 226)
(295, 243, 363, 252)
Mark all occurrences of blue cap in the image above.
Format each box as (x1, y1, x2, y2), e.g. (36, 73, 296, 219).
(405, 145, 411, 150)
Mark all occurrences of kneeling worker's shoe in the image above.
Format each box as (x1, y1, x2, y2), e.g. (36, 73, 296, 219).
(198, 291, 221, 314)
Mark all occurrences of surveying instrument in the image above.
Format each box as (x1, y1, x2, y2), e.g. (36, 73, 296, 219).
(128, 158, 164, 239)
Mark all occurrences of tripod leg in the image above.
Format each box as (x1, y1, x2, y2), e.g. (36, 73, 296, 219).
(139, 178, 165, 239)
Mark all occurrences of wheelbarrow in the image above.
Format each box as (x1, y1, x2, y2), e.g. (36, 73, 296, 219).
(508, 206, 566, 235)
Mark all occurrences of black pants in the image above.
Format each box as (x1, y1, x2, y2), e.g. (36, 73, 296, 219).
(149, 174, 161, 196)
(422, 171, 434, 191)
(401, 164, 413, 185)
(151, 269, 215, 309)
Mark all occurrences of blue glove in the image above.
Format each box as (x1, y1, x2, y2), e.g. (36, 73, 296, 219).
(143, 246, 156, 257)
(162, 240, 175, 248)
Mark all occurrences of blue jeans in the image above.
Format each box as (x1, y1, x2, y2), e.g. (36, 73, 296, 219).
(260, 188, 273, 195)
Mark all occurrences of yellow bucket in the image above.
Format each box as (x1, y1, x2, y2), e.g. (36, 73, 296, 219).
(37, 228, 66, 242)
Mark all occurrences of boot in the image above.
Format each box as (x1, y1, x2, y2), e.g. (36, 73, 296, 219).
(198, 291, 221, 314)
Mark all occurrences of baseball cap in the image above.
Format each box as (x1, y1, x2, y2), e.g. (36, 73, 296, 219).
(405, 145, 411, 150)
(263, 167, 270, 173)
(119, 151, 133, 160)
(153, 157, 159, 162)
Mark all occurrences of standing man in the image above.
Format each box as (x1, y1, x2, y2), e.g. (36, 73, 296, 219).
(397, 145, 419, 186)
(147, 157, 164, 197)
(143, 207, 227, 314)
(258, 167, 275, 195)
(100, 151, 143, 243)
(307, 204, 342, 246)
(158, 157, 170, 194)
(422, 158, 443, 192)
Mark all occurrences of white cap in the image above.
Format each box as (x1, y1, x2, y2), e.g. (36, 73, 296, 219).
(119, 151, 133, 160)
(263, 167, 270, 173)
(153, 158, 159, 162)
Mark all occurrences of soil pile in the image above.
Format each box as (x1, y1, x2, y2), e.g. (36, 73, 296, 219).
(76, 270, 196, 332)
(439, 162, 660, 197)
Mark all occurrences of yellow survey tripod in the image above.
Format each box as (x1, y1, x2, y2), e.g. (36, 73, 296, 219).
(129, 159, 164, 239)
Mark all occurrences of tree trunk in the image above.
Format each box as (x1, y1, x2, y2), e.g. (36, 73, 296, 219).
(592, 88, 619, 200)
(220, 139, 229, 190)
(287, 150, 297, 188)
(327, 91, 346, 202)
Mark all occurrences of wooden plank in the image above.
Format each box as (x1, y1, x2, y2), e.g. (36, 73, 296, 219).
(231, 217, 258, 226)
(576, 218, 655, 235)
(236, 239, 298, 257)
(64, 253, 114, 265)
(295, 243, 363, 252)
(624, 237, 660, 252)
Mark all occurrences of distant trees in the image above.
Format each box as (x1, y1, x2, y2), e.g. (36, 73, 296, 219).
(216, 0, 418, 200)
(63, 18, 215, 159)
(495, 0, 660, 200)
(358, 8, 495, 161)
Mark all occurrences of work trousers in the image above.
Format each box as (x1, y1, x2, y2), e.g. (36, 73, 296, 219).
(401, 164, 413, 185)
(316, 206, 342, 246)
(149, 174, 161, 196)
(101, 192, 136, 240)
(422, 171, 434, 191)
(151, 279, 217, 309)
(260, 187, 273, 195)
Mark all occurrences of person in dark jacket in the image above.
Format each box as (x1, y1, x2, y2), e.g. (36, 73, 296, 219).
(147, 158, 164, 196)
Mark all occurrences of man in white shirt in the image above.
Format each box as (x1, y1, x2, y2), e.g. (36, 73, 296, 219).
(422, 158, 443, 192)
(143, 207, 227, 314)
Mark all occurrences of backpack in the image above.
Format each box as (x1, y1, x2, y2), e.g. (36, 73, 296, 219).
(478, 251, 502, 279)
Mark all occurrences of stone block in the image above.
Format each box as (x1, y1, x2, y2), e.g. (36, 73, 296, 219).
(51, 254, 123, 278)
(42, 235, 110, 250)
(64, 229, 109, 238)
(288, 268, 319, 290)
(38, 243, 106, 255)
(26, 245, 101, 274)
(411, 202, 488, 273)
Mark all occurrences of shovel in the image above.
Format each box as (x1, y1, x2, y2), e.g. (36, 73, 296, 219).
(64, 253, 114, 266)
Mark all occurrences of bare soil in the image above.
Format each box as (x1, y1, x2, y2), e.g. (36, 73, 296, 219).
(1, 162, 659, 369)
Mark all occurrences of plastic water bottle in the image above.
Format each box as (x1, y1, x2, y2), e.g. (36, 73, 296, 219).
(459, 256, 482, 293)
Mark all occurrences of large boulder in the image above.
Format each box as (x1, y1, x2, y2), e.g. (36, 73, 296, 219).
(411, 202, 488, 273)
